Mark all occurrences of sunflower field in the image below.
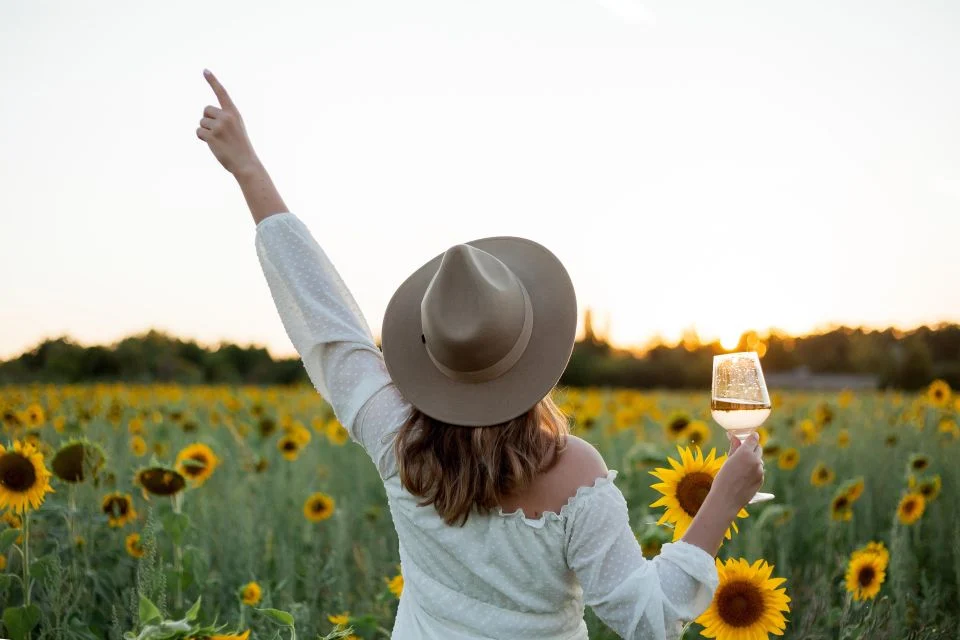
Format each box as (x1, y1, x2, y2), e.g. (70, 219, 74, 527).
(0, 380, 958, 639)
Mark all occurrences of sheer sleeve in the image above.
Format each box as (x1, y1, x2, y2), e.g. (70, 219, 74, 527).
(564, 472, 718, 640)
(254, 212, 411, 480)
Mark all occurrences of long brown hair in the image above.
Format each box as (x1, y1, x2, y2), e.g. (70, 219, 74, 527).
(394, 391, 570, 527)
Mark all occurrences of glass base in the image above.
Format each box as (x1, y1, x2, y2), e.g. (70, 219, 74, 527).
(748, 492, 775, 504)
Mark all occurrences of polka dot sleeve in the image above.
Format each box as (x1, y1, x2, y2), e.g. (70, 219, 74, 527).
(254, 212, 410, 479)
(564, 479, 719, 639)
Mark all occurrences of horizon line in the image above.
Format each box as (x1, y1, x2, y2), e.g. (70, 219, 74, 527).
(4, 317, 959, 363)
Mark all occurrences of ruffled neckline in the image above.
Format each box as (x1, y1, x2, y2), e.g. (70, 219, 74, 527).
(495, 469, 619, 528)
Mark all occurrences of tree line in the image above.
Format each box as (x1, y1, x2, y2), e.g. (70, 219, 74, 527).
(2, 316, 958, 390)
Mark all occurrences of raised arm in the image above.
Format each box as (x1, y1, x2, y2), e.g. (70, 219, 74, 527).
(195, 68, 287, 226)
(195, 69, 410, 479)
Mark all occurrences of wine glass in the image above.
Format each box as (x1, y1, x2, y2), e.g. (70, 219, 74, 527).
(711, 351, 774, 504)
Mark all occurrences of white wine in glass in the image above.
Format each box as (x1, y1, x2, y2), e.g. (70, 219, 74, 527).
(711, 352, 774, 504)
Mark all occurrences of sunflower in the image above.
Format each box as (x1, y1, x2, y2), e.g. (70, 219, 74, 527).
(131, 436, 147, 457)
(938, 418, 959, 440)
(101, 492, 138, 527)
(853, 540, 890, 566)
(291, 423, 312, 446)
(897, 492, 925, 525)
(844, 477, 865, 502)
(51, 439, 105, 483)
(696, 557, 790, 640)
(328, 612, 351, 626)
(244, 456, 269, 474)
(650, 446, 748, 541)
(385, 573, 404, 598)
(909, 474, 941, 502)
(24, 403, 45, 428)
(683, 420, 711, 448)
(777, 448, 799, 471)
(125, 532, 145, 558)
(278, 435, 302, 461)
(304, 492, 336, 522)
(663, 411, 692, 441)
(761, 440, 781, 460)
(205, 632, 250, 640)
(175, 443, 219, 486)
(845, 550, 887, 601)
(837, 429, 851, 449)
(756, 426, 769, 447)
(128, 417, 145, 435)
(0, 440, 55, 513)
(258, 417, 277, 438)
(810, 463, 834, 487)
(239, 581, 262, 606)
(134, 466, 186, 498)
(325, 419, 350, 446)
(907, 454, 930, 474)
(926, 379, 951, 408)
(797, 419, 819, 446)
(830, 492, 853, 522)
(814, 402, 834, 428)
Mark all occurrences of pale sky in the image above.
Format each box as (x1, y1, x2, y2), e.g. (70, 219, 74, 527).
(2, 0, 959, 361)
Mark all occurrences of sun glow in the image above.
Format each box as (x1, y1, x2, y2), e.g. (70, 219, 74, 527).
(719, 330, 744, 351)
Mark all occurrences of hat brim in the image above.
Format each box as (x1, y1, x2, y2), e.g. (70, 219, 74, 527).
(381, 236, 577, 427)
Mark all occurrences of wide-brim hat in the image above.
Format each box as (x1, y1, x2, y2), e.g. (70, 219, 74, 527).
(381, 236, 577, 427)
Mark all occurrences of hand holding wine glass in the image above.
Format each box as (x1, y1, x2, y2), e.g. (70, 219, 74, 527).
(711, 352, 774, 503)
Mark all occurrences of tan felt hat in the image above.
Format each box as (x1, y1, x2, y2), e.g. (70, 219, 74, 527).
(381, 236, 577, 427)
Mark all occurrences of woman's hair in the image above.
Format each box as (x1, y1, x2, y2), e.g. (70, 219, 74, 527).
(393, 391, 570, 527)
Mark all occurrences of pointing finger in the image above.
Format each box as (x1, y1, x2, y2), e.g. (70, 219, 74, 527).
(203, 69, 236, 112)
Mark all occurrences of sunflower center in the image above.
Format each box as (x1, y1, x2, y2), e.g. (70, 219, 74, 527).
(282, 440, 298, 452)
(0, 452, 36, 493)
(312, 500, 328, 514)
(903, 499, 916, 515)
(834, 496, 849, 510)
(676, 472, 713, 516)
(857, 566, 876, 587)
(669, 418, 690, 434)
(183, 455, 208, 477)
(716, 580, 764, 627)
(104, 496, 129, 516)
(818, 468, 829, 479)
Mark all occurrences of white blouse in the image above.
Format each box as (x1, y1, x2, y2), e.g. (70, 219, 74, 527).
(254, 212, 719, 639)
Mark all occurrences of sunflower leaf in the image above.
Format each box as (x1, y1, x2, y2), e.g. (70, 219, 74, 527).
(184, 595, 202, 621)
(2, 604, 41, 640)
(161, 512, 190, 545)
(138, 594, 163, 625)
(256, 607, 295, 626)
(0, 527, 20, 553)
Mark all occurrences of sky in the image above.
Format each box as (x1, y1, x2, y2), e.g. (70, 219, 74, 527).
(2, 0, 959, 361)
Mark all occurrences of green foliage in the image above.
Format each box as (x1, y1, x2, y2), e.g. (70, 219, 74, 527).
(3, 605, 41, 640)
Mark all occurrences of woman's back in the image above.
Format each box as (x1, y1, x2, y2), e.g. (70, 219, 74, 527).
(254, 211, 719, 639)
(385, 434, 614, 639)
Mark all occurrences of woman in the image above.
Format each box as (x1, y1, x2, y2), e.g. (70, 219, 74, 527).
(196, 68, 764, 640)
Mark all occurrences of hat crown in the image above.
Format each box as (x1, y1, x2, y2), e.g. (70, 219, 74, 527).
(421, 244, 532, 378)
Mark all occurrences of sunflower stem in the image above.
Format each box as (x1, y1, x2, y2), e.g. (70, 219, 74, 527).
(22, 511, 30, 606)
(173, 492, 183, 610)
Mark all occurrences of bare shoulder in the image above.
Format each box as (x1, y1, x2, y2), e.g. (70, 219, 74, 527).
(555, 435, 609, 487)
